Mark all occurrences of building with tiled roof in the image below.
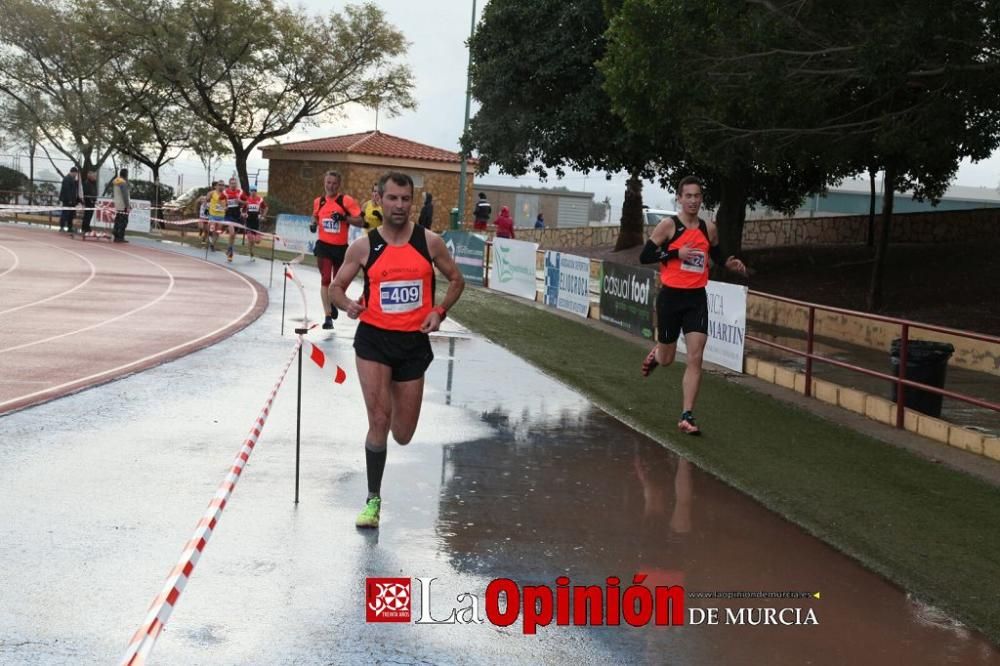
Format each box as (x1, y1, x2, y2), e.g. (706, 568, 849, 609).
(260, 131, 477, 230)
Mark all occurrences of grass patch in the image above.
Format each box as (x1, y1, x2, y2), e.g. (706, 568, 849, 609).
(448, 286, 1000, 643)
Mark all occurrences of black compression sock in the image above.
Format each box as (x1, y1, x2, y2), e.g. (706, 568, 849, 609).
(365, 445, 387, 497)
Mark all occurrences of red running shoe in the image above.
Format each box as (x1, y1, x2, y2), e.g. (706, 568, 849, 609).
(641, 347, 659, 377)
(677, 412, 701, 436)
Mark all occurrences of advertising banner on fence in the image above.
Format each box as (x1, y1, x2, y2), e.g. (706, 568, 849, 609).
(677, 280, 748, 373)
(543, 251, 591, 318)
(599, 261, 657, 339)
(489, 237, 539, 300)
(94, 198, 151, 234)
(442, 231, 486, 286)
(275, 214, 316, 254)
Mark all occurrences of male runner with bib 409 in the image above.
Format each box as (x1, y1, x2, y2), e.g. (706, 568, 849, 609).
(331, 172, 465, 528)
(311, 170, 364, 329)
(639, 176, 747, 435)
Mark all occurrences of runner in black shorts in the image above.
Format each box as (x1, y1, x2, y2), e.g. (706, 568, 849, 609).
(639, 176, 746, 435)
(353, 322, 434, 382)
(656, 286, 708, 344)
(331, 171, 465, 529)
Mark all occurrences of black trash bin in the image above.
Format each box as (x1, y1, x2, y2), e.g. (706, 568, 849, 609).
(889, 339, 955, 417)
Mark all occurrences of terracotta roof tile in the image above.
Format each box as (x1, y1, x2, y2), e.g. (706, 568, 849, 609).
(266, 130, 475, 165)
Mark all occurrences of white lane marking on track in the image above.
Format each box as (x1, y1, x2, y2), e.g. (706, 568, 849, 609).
(0, 245, 260, 411)
(0, 236, 98, 316)
(0, 243, 19, 279)
(0, 244, 175, 354)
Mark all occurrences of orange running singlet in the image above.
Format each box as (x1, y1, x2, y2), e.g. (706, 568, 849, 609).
(360, 226, 435, 332)
(660, 217, 711, 289)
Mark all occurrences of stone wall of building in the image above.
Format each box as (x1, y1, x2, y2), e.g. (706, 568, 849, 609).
(742, 207, 1000, 248)
(268, 159, 472, 233)
(477, 207, 1000, 250)
(509, 226, 620, 248)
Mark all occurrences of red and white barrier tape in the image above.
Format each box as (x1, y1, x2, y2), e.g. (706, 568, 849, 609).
(284, 263, 311, 326)
(0, 205, 284, 242)
(148, 216, 284, 243)
(121, 341, 302, 666)
(302, 338, 348, 384)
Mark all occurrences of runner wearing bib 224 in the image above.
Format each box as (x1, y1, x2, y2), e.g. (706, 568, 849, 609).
(638, 176, 747, 436)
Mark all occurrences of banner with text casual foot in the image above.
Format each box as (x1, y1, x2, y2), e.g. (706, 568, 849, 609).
(599, 261, 657, 340)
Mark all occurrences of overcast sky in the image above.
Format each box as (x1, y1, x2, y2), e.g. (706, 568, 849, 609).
(91, 1, 1000, 216)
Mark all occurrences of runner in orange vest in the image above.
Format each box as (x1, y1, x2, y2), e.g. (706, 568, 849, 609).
(244, 186, 267, 261)
(330, 172, 465, 528)
(311, 170, 363, 329)
(222, 177, 246, 263)
(639, 176, 747, 435)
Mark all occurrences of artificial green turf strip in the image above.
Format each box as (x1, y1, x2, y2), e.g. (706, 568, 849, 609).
(448, 286, 1000, 644)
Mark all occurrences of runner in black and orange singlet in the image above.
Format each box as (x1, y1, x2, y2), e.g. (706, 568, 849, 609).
(639, 175, 747, 435)
(244, 186, 267, 261)
(222, 177, 245, 263)
(330, 172, 465, 528)
(311, 170, 364, 329)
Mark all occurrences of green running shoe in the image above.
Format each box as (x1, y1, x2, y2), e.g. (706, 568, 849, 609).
(355, 497, 381, 528)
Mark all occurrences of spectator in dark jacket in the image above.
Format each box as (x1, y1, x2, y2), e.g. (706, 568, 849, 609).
(534, 213, 545, 229)
(58, 167, 80, 233)
(473, 192, 491, 230)
(418, 192, 434, 230)
(81, 171, 98, 235)
(494, 205, 515, 239)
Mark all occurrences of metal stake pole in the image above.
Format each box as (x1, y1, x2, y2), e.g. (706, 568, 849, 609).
(281, 264, 288, 336)
(294, 332, 306, 504)
(269, 237, 276, 288)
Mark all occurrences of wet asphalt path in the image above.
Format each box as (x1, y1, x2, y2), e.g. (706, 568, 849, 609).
(1, 235, 998, 665)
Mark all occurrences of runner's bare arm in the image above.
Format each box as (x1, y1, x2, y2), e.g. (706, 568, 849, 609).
(421, 233, 465, 333)
(330, 237, 370, 318)
(640, 216, 678, 263)
(344, 196, 365, 228)
(649, 216, 676, 246)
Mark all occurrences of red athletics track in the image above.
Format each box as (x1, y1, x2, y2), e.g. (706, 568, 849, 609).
(0, 224, 267, 415)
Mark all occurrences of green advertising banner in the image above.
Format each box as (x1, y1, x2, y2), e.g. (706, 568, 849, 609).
(442, 231, 486, 286)
(599, 261, 657, 340)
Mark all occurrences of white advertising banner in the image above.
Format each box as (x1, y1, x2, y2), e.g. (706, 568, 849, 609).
(676, 280, 748, 373)
(543, 251, 590, 318)
(129, 199, 151, 233)
(275, 214, 315, 254)
(348, 224, 365, 245)
(489, 237, 539, 300)
(94, 198, 151, 234)
(277, 214, 367, 254)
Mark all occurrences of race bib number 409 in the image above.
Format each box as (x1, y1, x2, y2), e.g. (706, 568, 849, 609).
(379, 280, 423, 313)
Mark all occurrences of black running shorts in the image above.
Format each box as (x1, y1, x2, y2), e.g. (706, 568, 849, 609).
(656, 286, 708, 344)
(354, 321, 434, 382)
(313, 240, 347, 264)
